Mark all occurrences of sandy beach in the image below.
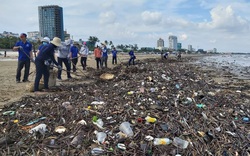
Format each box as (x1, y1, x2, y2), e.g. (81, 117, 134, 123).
(0, 52, 161, 108)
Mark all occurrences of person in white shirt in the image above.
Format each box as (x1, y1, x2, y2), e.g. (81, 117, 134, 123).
(79, 42, 89, 70)
(57, 39, 72, 80)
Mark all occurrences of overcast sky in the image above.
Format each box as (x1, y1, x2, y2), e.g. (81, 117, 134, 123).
(1, 0, 250, 52)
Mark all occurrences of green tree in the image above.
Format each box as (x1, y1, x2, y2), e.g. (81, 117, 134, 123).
(0, 36, 19, 49)
(104, 40, 108, 46)
(88, 36, 99, 51)
(109, 41, 113, 47)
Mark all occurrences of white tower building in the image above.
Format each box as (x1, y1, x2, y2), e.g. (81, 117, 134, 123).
(169, 35, 177, 50)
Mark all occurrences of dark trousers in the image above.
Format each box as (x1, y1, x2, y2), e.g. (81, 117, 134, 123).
(16, 60, 30, 81)
(95, 58, 101, 69)
(71, 58, 78, 72)
(34, 60, 49, 91)
(128, 57, 135, 65)
(57, 57, 71, 79)
(101, 56, 108, 68)
(112, 56, 117, 64)
(80, 57, 87, 70)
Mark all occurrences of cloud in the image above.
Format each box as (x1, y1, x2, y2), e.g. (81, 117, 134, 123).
(99, 11, 116, 24)
(179, 34, 188, 41)
(141, 11, 162, 25)
(198, 5, 250, 33)
(209, 39, 216, 43)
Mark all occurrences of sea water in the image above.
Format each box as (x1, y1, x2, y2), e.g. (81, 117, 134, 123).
(200, 54, 250, 67)
(196, 54, 250, 79)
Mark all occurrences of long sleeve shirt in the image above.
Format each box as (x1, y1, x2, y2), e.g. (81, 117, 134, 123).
(79, 45, 89, 57)
(129, 50, 134, 57)
(36, 43, 58, 66)
(102, 47, 108, 57)
(58, 43, 71, 58)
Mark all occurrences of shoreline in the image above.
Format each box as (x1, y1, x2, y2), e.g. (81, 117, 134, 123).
(0, 53, 249, 108)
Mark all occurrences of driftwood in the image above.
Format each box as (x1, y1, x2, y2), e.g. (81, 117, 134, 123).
(0, 57, 249, 155)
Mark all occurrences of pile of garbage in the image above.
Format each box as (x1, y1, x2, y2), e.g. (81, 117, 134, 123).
(0, 57, 249, 155)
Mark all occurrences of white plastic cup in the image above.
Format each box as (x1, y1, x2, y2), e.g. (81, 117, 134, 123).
(119, 122, 134, 137)
(173, 137, 189, 149)
(96, 132, 107, 144)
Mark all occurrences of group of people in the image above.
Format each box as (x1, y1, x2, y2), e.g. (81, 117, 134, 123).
(93, 43, 120, 69)
(161, 51, 182, 60)
(13, 33, 137, 93)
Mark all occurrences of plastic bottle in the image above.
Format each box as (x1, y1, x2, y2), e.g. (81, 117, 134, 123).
(173, 137, 189, 149)
(153, 138, 172, 145)
(243, 117, 249, 122)
(91, 148, 104, 155)
(145, 116, 157, 123)
(96, 132, 107, 144)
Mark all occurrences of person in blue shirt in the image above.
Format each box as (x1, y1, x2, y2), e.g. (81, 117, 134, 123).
(101, 43, 108, 68)
(70, 42, 79, 72)
(163, 52, 168, 59)
(36, 37, 50, 56)
(34, 37, 62, 92)
(13, 33, 33, 83)
(111, 47, 117, 64)
(128, 49, 136, 66)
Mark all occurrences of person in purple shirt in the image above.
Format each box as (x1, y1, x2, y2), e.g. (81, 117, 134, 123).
(34, 37, 62, 92)
(13, 33, 33, 83)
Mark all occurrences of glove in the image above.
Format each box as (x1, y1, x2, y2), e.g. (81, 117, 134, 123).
(57, 65, 62, 70)
(19, 46, 23, 50)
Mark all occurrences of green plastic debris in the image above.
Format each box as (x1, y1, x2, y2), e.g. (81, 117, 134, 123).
(3, 111, 15, 116)
(196, 104, 205, 108)
(92, 116, 98, 122)
(26, 117, 47, 126)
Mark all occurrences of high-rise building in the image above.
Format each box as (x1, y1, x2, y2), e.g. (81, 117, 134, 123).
(188, 45, 192, 51)
(169, 35, 177, 50)
(157, 38, 164, 48)
(177, 43, 182, 50)
(38, 5, 64, 41)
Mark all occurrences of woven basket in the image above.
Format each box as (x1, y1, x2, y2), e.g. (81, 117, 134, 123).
(100, 73, 114, 80)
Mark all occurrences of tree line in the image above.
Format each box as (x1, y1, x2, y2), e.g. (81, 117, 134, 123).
(0, 35, 191, 53)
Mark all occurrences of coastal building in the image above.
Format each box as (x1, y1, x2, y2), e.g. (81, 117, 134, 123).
(157, 38, 164, 48)
(177, 43, 182, 50)
(169, 35, 177, 50)
(0, 31, 19, 38)
(27, 31, 40, 41)
(188, 45, 192, 51)
(213, 48, 217, 53)
(38, 5, 64, 41)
